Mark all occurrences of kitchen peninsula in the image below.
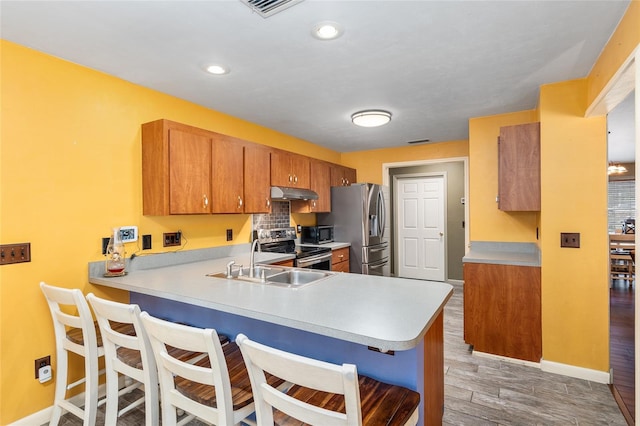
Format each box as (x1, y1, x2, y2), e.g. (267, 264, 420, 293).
(89, 245, 452, 425)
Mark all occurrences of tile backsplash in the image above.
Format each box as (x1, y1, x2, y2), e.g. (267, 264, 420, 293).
(252, 201, 290, 229)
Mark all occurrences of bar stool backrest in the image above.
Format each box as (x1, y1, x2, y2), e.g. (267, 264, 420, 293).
(139, 312, 236, 426)
(236, 333, 362, 426)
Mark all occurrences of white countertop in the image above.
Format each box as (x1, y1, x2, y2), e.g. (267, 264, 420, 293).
(463, 241, 541, 267)
(89, 251, 452, 352)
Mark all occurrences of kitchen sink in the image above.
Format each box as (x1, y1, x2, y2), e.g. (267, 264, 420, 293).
(207, 265, 333, 288)
(266, 270, 331, 286)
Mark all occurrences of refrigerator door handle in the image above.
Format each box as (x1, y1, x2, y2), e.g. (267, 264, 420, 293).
(377, 190, 385, 239)
(367, 242, 389, 253)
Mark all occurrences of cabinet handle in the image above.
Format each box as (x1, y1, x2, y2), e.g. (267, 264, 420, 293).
(203, 195, 209, 209)
(266, 198, 271, 208)
(338, 254, 344, 259)
(312, 200, 316, 208)
(288, 174, 293, 183)
(238, 196, 243, 209)
(294, 175, 298, 184)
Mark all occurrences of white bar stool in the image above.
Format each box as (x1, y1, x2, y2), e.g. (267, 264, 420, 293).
(236, 333, 420, 426)
(40, 282, 106, 425)
(86, 293, 159, 425)
(140, 312, 284, 426)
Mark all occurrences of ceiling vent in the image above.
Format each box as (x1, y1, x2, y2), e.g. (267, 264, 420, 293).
(240, 0, 304, 18)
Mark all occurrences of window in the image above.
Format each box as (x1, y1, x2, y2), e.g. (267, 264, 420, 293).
(608, 180, 635, 233)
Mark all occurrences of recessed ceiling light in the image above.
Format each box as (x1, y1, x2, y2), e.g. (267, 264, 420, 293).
(312, 21, 343, 40)
(351, 110, 392, 127)
(206, 64, 229, 75)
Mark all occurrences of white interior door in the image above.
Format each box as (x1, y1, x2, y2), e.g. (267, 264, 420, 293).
(396, 175, 446, 281)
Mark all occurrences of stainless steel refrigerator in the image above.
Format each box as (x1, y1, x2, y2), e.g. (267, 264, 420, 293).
(318, 183, 390, 276)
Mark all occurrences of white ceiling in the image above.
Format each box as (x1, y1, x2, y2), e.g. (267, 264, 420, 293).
(0, 0, 632, 154)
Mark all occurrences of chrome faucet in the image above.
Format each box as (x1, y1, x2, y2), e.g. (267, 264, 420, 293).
(249, 238, 261, 278)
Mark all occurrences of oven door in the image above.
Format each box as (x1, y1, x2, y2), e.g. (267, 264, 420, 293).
(295, 252, 332, 271)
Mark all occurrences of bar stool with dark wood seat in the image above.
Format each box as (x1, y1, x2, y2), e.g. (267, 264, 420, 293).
(40, 282, 133, 425)
(140, 312, 286, 426)
(236, 333, 420, 426)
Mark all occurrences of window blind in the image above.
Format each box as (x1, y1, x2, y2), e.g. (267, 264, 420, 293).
(608, 180, 636, 233)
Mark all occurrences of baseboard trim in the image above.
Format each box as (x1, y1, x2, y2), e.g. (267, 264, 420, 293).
(472, 350, 541, 369)
(540, 359, 611, 384)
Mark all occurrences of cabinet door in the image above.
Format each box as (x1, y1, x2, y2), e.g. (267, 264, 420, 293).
(270, 150, 293, 187)
(310, 160, 331, 212)
(169, 129, 212, 214)
(271, 151, 310, 188)
(463, 262, 541, 362)
(498, 122, 540, 211)
(211, 135, 244, 213)
(244, 143, 272, 213)
(291, 153, 310, 188)
(330, 165, 357, 187)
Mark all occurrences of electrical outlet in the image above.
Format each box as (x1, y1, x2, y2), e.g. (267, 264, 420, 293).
(0, 243, 31, 265)
(560, 232, 580, 248)
(142, 234, 152, 250)
(102, 237, 110, 255)
(120, 226, 138, 243)
(35, 355, 50, 379)
(226, 229, 233, 241)
(163, 232, 181, 247)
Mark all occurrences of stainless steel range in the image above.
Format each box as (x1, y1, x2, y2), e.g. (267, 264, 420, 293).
(254, 227, 332, 270)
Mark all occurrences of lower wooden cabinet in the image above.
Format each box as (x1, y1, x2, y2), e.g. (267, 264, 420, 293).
(463, 262, 541, 362)
(332, 247, 350, 272)
(272, 259, 295, 267)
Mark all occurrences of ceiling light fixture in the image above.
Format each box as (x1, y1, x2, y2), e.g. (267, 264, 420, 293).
(205, 64, 229, 75)
(351, 110, 392, 127)
(312, 21, 343, 40)
(608, 163, 628, 175)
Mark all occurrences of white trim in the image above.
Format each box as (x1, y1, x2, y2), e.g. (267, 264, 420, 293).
(472, 350, 541, 369)
(585, 44, 639, 117)
(540, 359, 611, 384)
(382, 157, 470, 254)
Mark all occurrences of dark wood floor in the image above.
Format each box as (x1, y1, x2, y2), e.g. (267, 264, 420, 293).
(53, 280, 627, 425)
(610, 279, 635, 423)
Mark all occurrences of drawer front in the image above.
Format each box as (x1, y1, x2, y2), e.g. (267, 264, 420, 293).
(332, 247, 349, 265)
(333, 260, 350, 273)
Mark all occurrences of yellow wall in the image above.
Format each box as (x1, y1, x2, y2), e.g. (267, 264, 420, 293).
(468, 110, 540, 243)
(587, 0, 640, 107)
(539, 79, 609, 370)
(340, 140, 469, 185)
(0, 40, 341, 423)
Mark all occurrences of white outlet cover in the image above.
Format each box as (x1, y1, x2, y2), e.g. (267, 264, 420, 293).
(120, 226, 138, 243)
(39, 365, 52, 383)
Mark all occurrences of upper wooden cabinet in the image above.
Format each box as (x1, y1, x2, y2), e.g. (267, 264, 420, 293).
(143, 120, 212, 215)
(271, 150, 310, 189)
(291, 160, 331, 213)
(498, 122, 540, 211)
(330, 164, 357, 187)
(243, 143, 272, 214)
(142, 119, 270, 215)
(210, 134, 245, 214)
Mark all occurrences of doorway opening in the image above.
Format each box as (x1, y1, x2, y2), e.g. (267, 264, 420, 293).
(383, 157, 468, 281)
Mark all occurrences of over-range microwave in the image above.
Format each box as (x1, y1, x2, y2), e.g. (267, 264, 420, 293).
(301, 226, 334, 244)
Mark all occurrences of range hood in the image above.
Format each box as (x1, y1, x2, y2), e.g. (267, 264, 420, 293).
(270, 186, 319, 200)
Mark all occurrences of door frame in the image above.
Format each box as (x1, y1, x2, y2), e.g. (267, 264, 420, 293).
(393, 172, 448, 281)
(585, 43, 639, 415)
(382, 157, 469, 280)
